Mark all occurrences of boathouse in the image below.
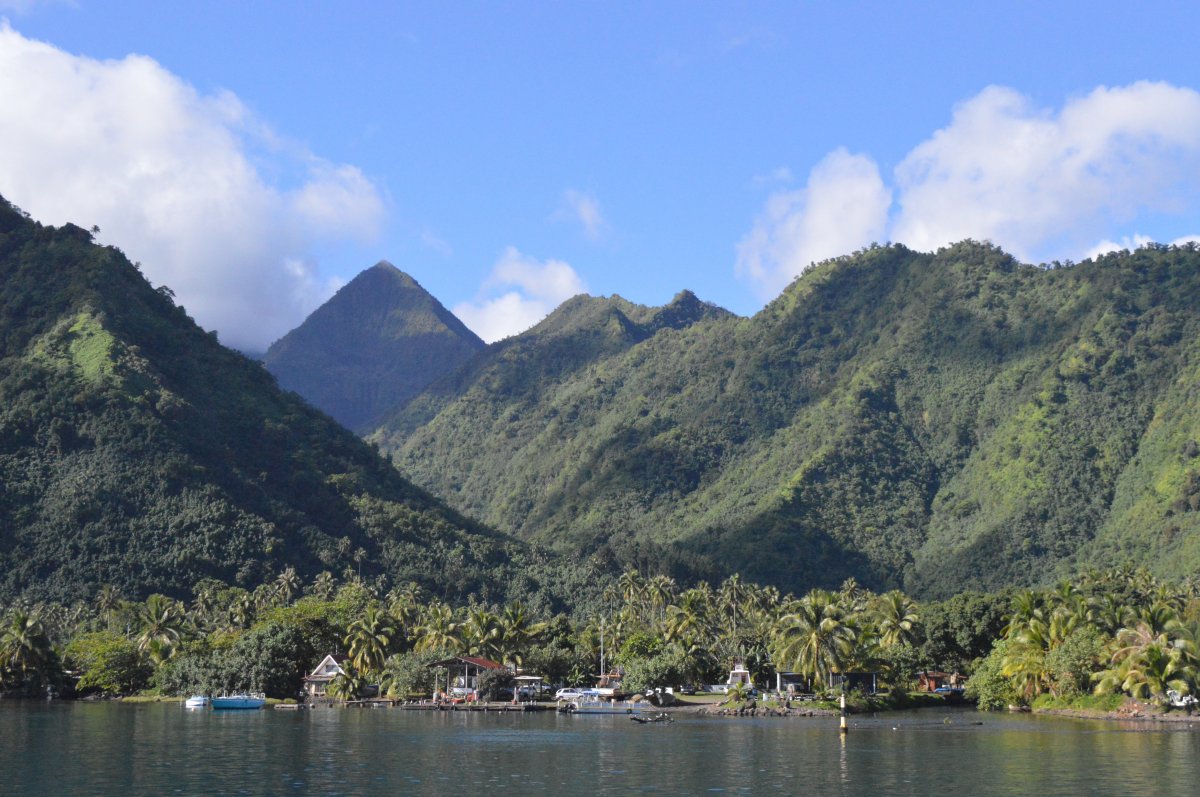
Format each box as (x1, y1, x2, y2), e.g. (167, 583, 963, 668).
(429, 656, 505, 697)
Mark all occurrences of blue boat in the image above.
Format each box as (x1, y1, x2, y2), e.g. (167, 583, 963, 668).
(211, 693, 265, 710)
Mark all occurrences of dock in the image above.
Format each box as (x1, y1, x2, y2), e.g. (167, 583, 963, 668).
(281, 700, 552, 712)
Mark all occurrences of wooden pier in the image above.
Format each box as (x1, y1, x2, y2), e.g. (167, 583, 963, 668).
(285, 700, 552, 712)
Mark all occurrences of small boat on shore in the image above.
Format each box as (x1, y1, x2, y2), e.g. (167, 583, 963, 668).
(211, 694, 266, 710)
(184, 695, 210, 709)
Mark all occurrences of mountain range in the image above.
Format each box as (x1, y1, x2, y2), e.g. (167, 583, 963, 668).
(358, 241, 1200, 599)
(0, 196, 589, 609)
(8, 184, 1200, 607)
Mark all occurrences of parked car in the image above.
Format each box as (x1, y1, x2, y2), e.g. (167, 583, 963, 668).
(555, 688, 585, 701)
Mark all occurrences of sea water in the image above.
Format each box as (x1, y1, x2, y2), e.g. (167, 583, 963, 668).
(2, 702, 1197, 796)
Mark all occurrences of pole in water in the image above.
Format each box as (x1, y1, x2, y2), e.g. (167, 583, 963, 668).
(839, 680, 848, 735)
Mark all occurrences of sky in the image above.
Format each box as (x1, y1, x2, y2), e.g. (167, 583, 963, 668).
(2, 2, 1200, 350)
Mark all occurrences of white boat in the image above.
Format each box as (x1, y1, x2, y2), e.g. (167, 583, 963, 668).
(211, 693, 266, 710)
(184, 695, 209, 708)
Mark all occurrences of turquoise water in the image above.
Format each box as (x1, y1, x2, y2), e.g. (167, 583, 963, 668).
(2, 702, 1197, 795)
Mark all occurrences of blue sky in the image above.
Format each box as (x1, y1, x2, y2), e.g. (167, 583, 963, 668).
(2, 2, 1199, 349)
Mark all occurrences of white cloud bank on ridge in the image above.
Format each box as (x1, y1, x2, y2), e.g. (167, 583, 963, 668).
(453, 247, 587, 343)
(738, 82, 1200, 296)
(0, 24, 384, 351)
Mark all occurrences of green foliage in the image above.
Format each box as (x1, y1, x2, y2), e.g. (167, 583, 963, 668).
(473, 667, 514, 701)
(966, 640, 1019, 711)
(380, 649, 447, 698)
(620, 649, 688, 695)
(374, 240, 1200, 598)
(0, 197, 594, 611)
(64, 631, 150, 695)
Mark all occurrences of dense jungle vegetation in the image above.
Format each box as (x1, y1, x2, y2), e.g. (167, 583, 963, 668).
(375, 240, 1200, 599)
(0, 196, 593, 609)
(3, 566, 1197, 717)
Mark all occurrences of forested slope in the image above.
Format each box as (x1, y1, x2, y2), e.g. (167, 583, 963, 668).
(376, 241, 1200, 598)
(0, 197, 589, 608)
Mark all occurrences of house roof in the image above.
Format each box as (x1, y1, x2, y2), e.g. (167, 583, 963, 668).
(306, 653, 349, 679)
(428, 656, 504, 670)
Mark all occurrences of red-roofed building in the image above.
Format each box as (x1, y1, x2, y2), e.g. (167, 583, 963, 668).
(429, 656, 506, 697)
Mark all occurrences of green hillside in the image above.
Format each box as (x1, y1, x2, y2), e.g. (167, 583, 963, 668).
(0, 197, 590, 608)
(262, 261, 484, 433)
(375, 241, 1200, 598)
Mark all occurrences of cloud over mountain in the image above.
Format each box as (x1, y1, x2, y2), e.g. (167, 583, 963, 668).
(0, 24, 383, 351)
(453, 246, 587, 343)
(739, 82, 1200, 293)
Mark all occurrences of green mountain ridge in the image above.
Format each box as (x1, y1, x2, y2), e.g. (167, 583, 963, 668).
(0, 197, 589, 609)
(373, 241, 1200, 598)
(263, 261, 485, 433)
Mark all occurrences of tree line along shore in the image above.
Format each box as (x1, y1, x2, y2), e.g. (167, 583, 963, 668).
(2, 565, 1198, 717)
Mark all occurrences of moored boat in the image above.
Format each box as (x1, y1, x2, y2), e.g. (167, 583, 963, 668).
(184, 695, 209, 709)
(211, 693, 266, 710)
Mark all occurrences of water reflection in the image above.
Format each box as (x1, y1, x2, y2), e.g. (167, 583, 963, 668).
(0, 703, 1197, 796)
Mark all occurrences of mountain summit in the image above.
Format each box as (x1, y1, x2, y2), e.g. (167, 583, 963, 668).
(0, 200, 566, 604)
(263, 261, 484, 432)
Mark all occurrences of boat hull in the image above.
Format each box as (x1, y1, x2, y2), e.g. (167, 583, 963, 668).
(211, 695, 265, 710)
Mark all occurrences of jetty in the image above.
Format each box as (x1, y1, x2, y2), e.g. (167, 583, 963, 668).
(283, 700, 551, 712)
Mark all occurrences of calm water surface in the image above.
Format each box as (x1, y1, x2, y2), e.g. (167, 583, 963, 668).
(2, 702, 1197, 796)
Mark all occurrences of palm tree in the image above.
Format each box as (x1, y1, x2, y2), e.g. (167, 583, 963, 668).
(273, 567, 301, 605)
(462, 606, 500, 659)
(0, 611, 54, 687)
(414, 603, 462, 653)
(95, 585, 124, 631)
(495, 601, 546, 669)
(310, 571, 337, 599)
(327, 665, 365, 701)
(1096, 643, 1192, 704)
(134, 595, 186, 658)
(344, 605, 396, 675)
(771, 590, 855, 689)
(873, 590, 920, 649)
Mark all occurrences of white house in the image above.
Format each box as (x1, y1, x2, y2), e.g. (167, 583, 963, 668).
(303, 654, 348, 698)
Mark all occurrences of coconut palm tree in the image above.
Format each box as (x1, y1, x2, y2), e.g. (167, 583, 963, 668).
(309, 571, 337, 600)
(134, 595, 186, 658)
(273, 567, 301, 605)
(462, 606, 500, 660)
(1095, 642, 1192, 703)
(327, 665, 366, 701)
(495, 601, 546, 669)
(873, 590, 920, 649)
(770, 590, 855, 689)
(344, 605, 397, 675)
(414, 603, 462, 654)
(0, 611, 54, 688)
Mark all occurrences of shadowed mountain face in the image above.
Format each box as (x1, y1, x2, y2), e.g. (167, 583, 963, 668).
(263, 262, 485, 433)
(375, 241, 1200, 598)
(0, 198, 590, 608)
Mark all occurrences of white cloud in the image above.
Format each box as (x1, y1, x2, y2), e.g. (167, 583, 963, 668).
(735, 148, 891, 297)
(556, 189, 607, 241)
(452, 247, 586, 343)
(738, 82, 1200, 296)
(892, 82, 1200, 259)
(0, 24, 384, 351)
